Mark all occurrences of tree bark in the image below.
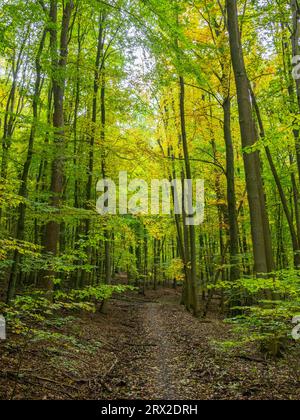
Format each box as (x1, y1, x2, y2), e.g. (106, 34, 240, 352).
(290, 0, 300, 181)
(223, 97, 240, 280)
(43, 0, 74, 290)
(250, 86, 300, 268)
(226, 0, 274, 274)
(179, 76, 199, 315)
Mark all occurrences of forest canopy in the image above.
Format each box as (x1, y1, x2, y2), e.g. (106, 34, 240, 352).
(1, 0, 300, 400)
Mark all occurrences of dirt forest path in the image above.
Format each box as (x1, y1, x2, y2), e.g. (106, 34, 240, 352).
(1, 288, 299, 400)
(98, 289, 299, 400)
(142, 302, 179, 400)
(102, 289, 223, 400)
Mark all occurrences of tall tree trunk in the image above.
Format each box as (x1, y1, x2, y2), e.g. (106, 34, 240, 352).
(226, 0, 274, 274)
(101, 70, 111, 284)
(86, 13, 105, 216)
(290, 0, 300, 181)
(73, 21, 83, 210)
(179, 76, 199, 315)
(82, 13, 105, 286)
(168, 144, 189, 306)
(42, 0, 74, 290)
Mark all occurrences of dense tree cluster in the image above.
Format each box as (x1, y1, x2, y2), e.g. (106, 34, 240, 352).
(1, 0, 300, 336)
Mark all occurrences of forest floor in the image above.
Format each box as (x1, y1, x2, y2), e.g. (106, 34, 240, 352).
(0, 288, 299, 400)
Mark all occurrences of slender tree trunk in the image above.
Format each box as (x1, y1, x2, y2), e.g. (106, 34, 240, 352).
(101, 71, 111, 285)
(73, 22, 83, 210)
(86, 13, 104, 214)
(280, 26, 300, 245)
(43, 0, 74, 290)
(81, 13, 105, 286)
(179, 76, 199, 315)
(223, 97, 240, 280)
(250, 86, 300, 268)
(169, 146, 189, 306)
(182, 170, 192, 310)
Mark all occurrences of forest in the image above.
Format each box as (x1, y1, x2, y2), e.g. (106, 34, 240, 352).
(0, 0, 300, 401)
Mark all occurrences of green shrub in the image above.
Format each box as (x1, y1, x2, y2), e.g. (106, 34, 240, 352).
(213, 270, 300, 357)
(0, 284, 136, 339)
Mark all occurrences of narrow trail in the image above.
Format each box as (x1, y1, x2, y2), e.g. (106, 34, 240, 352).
(143, 302, 177, 399)
(100, 289, 221, 400)
(138, 293, 209, 400)
(99, 289, 299, 400)
(1, 288, 299, 400)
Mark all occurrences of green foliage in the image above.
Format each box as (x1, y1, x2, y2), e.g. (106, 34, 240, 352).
(215, 270, 300, 357)
(1, 0, 300, 374)
(0, 178, 25, 208)
(0, 239, 42, 273)
(0, 285, 135, 339)
(57, 284, 136, 303)
(165, 258, 184, 282)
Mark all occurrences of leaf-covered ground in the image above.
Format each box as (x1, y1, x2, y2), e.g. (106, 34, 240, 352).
(0, 288, 299, 400)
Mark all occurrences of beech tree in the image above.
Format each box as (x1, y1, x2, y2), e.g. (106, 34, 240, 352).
(226, 0, 274, 275)
(1, 0, 300, 326)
